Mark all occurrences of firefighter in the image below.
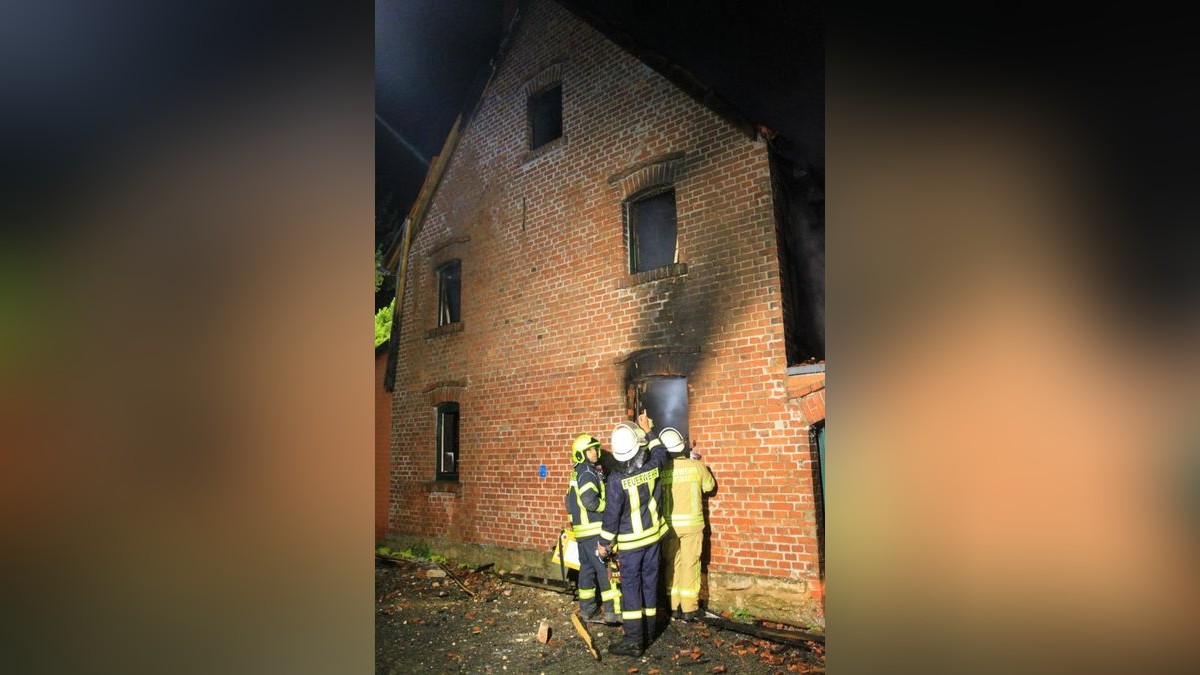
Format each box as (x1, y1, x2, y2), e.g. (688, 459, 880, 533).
(658, 427, 716, 621)
(564, 433, 621, 625)
(598, 416, 670, 657)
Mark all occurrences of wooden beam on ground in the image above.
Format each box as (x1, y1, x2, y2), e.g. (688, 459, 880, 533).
(437, 562, 476, 598)
(498, 573, 574, 595)
(698, 614, 825, 648)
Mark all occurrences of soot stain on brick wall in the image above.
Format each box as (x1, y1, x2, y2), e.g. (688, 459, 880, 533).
(622, 259, 728, 405)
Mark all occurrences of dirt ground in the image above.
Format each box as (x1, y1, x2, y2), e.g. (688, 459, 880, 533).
(376, 556, 824, 674)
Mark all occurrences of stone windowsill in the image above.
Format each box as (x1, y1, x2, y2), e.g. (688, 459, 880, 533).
(426, 480, 463, 495)
(521, 135, 566, 166)
(425, 322, 464, 340)
(620, 262, 688, 288)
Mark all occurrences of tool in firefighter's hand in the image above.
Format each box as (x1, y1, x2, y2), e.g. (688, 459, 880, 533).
(597, 542, 622, 587)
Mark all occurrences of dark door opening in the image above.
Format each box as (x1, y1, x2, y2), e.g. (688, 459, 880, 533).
(634, 376, 688, 441)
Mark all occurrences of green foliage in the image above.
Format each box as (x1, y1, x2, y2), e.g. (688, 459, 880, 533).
(399, 541, 433, 559)
(731, 607, 753, 620)
(374, 299, 394, 348)
(386, 542, 454, 566)
(375, 246, 385, 293)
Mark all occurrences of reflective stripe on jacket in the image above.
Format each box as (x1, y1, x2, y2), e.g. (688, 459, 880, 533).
(565, 461, 606, 538)
(600, 440, 670, 550)
(662, 456, 715, 533)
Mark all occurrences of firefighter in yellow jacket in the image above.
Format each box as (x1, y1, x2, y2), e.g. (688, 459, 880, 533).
(659, 427, 716, 621)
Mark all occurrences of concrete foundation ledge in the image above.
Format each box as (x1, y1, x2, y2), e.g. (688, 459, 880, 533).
(706, 572, 824, 630)
(381, 533, 825, 631)
(382, 533, 563, 579)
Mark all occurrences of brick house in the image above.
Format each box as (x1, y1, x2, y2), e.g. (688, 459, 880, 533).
(381, 0, 824, 626)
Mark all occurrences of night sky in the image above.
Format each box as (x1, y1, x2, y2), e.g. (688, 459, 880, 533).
(374, 0, 824, 247)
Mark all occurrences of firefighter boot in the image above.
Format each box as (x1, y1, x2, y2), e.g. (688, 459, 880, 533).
(608, 639, 643, 657)
(579, 599, 601, 622)
(608, 618, 645, 657)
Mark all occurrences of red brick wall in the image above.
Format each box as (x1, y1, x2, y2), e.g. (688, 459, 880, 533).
(387, 0, 820, 583)
(788, 372, 826, 426)
(375, 349, 392, 541)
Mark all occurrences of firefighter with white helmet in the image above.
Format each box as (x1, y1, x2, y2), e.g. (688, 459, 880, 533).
(564, 433, 620, 625)
(658, 427, 715, 621)
(598, 413, 670, 657)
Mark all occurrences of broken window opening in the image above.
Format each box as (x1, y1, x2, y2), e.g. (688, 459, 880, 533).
(632, 376, 689, 442)
(437, 259, 461, 326)
(529, 84, 562, 150)
(768, 150, 824, 364)
(627, 188, 677, 274)
(436, 402, 460, 481)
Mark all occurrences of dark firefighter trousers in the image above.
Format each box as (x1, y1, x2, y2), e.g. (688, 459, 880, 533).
(576, 535, 617, 615)
(616, 540, 661, 647)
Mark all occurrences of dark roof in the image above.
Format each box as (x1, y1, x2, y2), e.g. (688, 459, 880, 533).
(553, 0, 759, 141)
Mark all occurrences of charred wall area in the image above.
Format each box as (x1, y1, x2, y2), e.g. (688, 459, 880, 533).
(623, 261, 725, 438)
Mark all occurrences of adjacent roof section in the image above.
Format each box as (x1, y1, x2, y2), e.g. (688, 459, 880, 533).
(381, 5, 522, 272)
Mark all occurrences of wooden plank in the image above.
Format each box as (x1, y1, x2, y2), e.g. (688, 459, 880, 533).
(498, 573, 574, 594)
(436, 562, 476, 598)
(570, 611, 601, 661)
(699, 614, 825, 647)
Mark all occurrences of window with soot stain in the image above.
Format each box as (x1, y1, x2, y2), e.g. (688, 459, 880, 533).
(628, 188, 677, 274)
(528, 84, 562, 150)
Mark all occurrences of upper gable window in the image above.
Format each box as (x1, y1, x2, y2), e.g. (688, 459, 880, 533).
(627, 188, 677, 274)
(528, 84, 562, 150)
(437, 260, 461, 326)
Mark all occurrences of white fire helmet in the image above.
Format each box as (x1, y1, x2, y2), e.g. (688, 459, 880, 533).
(659, 427, 686, 454)
(611, 421, 647, 462)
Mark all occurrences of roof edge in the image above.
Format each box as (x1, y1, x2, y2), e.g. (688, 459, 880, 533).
(553, 0, 759, 141)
